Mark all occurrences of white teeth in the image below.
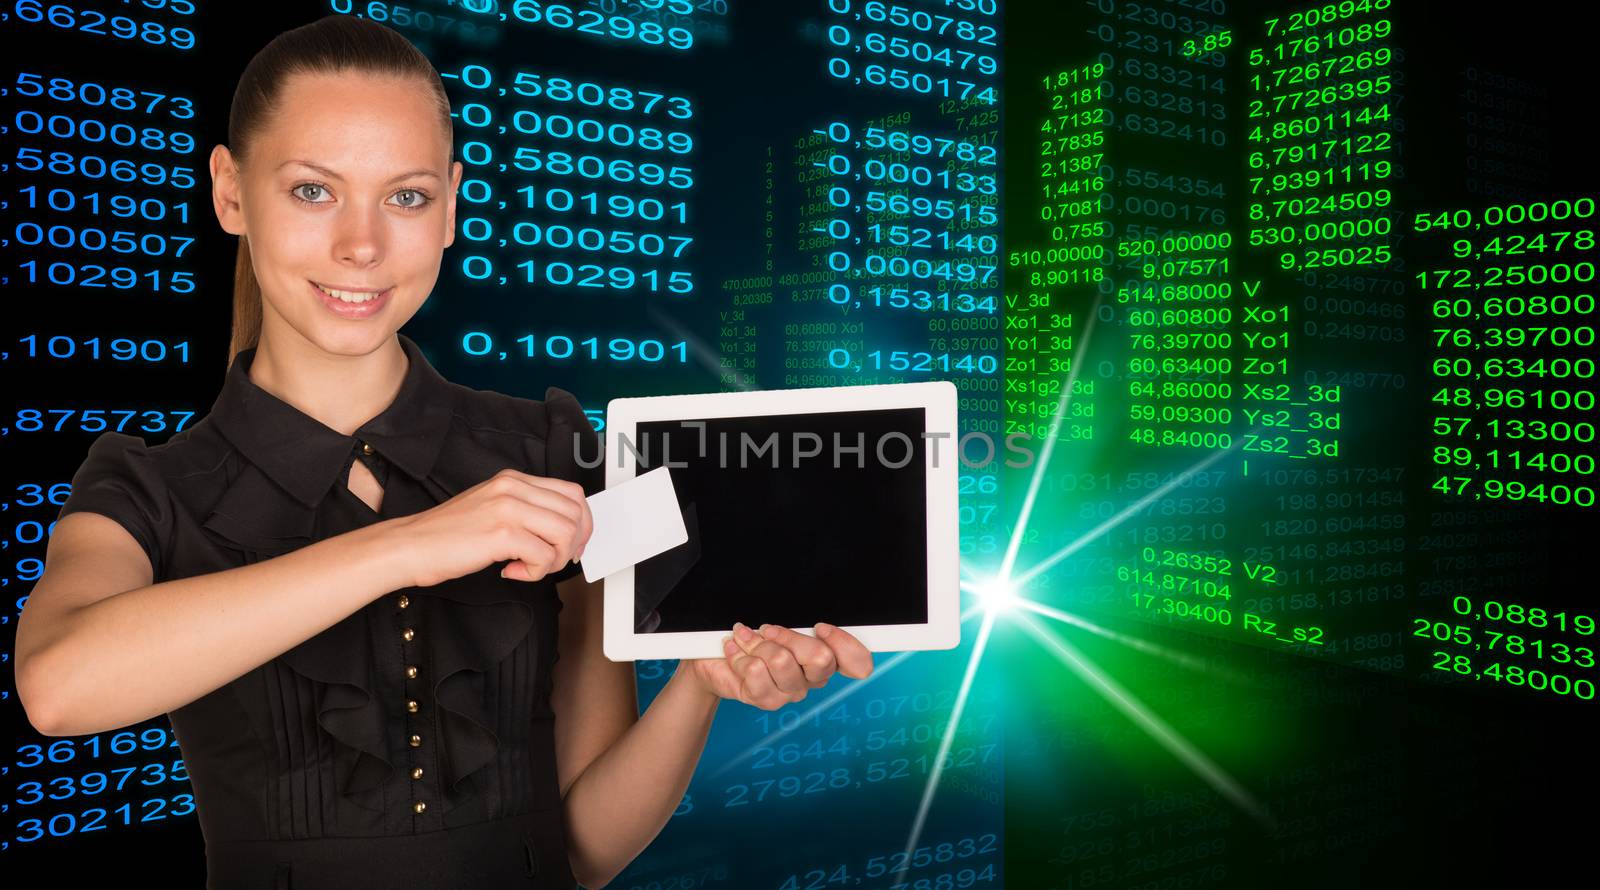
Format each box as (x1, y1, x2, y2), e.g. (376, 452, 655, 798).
(315, 283, 384, 303)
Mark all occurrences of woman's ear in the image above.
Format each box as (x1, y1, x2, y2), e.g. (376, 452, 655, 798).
(210, 144, 246, 236)
(443, 159, 463, 248)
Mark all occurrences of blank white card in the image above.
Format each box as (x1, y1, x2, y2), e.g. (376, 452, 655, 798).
(579, 467, 689, 583)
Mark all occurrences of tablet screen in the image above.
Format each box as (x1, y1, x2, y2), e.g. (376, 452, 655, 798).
(630, 407, 930, 634)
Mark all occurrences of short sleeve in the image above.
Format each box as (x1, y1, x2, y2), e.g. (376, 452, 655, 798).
(541, 386, 603, 584)
(56, 432, 172, 580)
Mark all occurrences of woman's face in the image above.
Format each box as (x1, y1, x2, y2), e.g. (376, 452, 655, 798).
(209, 70, 463, 357)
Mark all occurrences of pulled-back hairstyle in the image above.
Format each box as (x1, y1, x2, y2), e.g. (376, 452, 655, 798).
(223, 15, 453, 370)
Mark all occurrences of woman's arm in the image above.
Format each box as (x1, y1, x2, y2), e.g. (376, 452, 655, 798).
(18, 513, 415, 736)
(549, 574, 706, 889)
(21, 468, 589, 738)
(550, 575, 873, 889)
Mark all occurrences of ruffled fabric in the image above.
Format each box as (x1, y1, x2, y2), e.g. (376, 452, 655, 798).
(199, 462, 397, 812)
(417, 567, 557, 811)
(276, 609, 394, 811)
(411, 386, 584, 811)
(199, 463, 320, 555)
(198, 388, 591, 816)
(273, 564, 553, 815)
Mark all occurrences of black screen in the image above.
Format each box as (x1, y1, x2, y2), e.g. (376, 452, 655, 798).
(632, 407, 929, 633)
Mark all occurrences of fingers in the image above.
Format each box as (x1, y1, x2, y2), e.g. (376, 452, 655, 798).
(487, 472, 592, 568)
(727, 623, 773, 697)
(732, 621, 838, 704)
(507, 470, 590, 518)
(510, 500, 581, 568)
(727, 648, 784, 710)
(758, 624, 838, 687)
(525, 476, 593, 559)
(716, 622, 874, 709)
(726, 623, 804, 707)
(731, 621, 872, 681)
(500, 533, 557, 582)
(519, 474, 592, 560)
(814, 623, 874, 679)
(751, 640, 808, 699)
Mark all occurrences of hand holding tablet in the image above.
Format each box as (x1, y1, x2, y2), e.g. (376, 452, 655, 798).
(680, 621, 876, 710)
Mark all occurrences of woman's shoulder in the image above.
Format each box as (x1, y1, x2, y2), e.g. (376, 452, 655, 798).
(442, 383, 603, 494)
(70, 421, 231, 490)
(56, 423, 229, 579)
(446, 382, 595, 441)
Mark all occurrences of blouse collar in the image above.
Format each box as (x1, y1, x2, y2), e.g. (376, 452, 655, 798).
(208, 332, 455, 508)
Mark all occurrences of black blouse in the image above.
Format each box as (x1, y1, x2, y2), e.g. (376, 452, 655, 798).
(53, 332, 603, 889)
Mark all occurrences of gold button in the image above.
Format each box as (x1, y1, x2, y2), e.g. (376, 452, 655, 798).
(413, 801, 426, 814)
(397, 594, 409, 609)
(411, 767, 424, 780)
(402, 627, 415, 642)
(406, 699, 419, 714)
(362, 442, 375, 455)
(409, 734, 422, 748)
(406, 665, 418, 680)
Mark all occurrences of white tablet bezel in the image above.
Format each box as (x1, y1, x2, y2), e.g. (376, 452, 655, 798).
(600, 380, 961, 661)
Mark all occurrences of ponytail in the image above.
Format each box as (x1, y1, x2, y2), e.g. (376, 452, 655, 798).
(227, 234, 263, 372)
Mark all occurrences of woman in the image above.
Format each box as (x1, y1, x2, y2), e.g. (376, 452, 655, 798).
(15, 15, 872, 889)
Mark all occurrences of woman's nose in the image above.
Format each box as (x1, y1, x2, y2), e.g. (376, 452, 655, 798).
(332, 202, 385, 267)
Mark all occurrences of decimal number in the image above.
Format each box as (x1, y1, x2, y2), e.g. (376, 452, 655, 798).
(13, 794, 198, 842)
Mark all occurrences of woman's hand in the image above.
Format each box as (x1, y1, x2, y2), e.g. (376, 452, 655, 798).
(385, 469, 593, 589)
(679, 622, 874, 709)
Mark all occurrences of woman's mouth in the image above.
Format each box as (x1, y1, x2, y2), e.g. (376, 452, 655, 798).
(310, 280, 392, 319)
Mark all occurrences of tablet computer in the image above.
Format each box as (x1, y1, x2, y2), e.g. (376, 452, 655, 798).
(601, 381, 960, 661)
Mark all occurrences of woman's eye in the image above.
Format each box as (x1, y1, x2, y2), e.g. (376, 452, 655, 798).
(291, 183, 329, 203)
(392, 189, 429, 209)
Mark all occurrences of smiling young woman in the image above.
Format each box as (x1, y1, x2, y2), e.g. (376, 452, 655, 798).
(15, 14, 872, 890)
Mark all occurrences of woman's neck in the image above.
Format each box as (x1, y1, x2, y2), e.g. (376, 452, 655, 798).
(246, 331, 409, 436)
